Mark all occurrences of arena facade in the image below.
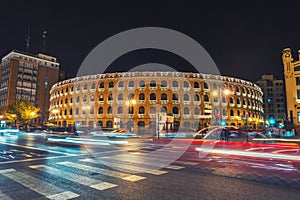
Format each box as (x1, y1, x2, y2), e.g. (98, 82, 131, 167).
(49, 71, 264, 133)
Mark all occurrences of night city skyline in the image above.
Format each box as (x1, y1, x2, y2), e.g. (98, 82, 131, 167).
(1, 1, 300, 82)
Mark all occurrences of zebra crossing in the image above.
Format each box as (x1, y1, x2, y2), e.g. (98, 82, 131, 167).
(0, 153, 200, 199)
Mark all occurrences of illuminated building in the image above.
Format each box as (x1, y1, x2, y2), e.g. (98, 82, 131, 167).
(282, 48, 300, 126)
(49, 72, 264, 132)
(0, 50, 64, 126)
(256, 75, 286, 125)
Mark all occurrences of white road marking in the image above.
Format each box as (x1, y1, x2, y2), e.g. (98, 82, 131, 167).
(0, 141, 76, 156)
(29, 165, 117, 190)
(98, 155, 185, 171)
(80, 158, 168, 175)
(57, 161, 145, 182)
(0, 168, 79, 199)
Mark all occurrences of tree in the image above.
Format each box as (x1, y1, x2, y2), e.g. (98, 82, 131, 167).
(6, 100, 40, 126)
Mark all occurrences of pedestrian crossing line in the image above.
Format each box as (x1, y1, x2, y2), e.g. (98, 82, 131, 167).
(29, 165, 117, 191)
(0, 191, 12, 200)
(80, 158, 168, 175)
(57, 161, 146, 182)
(96, 156, 185, 171)
(0, 168, 79, 200)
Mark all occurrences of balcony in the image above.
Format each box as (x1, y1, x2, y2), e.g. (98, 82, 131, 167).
(150, 114, 156, 118)
(161, 87, 168, 91)
(172, 87, 179, 91)
(213, 102, 219, 106)
(117, 87, 124, 91)
(194, 101, 200, 105)
(150, 100, 156, 104)
(138, 114, 145, 118)
(183, 87, 190, 91)
(174, 114, 179, 118)
(194, 88, 200, 92)
(172, 100, 179, 104)
(229, 103, 235, 107)
(149, 87, 156, 91)
(183, 114, 191, 119)
(183, 101, 190, 105)
(161, 100, 168, 104)
(139, 100, 145, 104)
(139, 87, 145, 91)
(128, 87, 135, 91)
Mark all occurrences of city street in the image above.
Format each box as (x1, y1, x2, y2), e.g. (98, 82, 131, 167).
(1, 132, 300, 199)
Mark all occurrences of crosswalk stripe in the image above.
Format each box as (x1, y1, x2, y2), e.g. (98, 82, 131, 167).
(0, 168, 79, 200)
(80, 158, 168, 175)
(99, 155, 185, 170)
(57, 161, 145, 182)
(29, 165, 117, 190)
(0, 191, 12, 200)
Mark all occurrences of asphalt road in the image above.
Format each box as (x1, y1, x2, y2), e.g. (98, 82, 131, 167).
(0, 132, 300, 200)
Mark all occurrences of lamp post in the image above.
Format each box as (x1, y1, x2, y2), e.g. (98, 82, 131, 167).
(126, 99, 136, 133)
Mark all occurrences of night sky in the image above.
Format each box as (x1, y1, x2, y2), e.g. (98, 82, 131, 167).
(1, 0, 300, 82)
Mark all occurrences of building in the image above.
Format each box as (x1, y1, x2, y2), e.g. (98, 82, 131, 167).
(256, 74, 286, 125)
(48, 71, 264, 133)
(0, 50, 64, 126)
(282, 48, 300, 126)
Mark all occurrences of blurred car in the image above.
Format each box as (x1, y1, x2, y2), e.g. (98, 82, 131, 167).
(194, 126, 245, 141)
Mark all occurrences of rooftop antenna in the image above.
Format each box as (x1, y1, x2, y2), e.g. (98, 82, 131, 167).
(42, 30, 47, 52)
(25, 26, 30, 52)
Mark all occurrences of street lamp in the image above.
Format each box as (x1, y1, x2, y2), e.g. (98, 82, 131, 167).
(126, 99, 136, 133)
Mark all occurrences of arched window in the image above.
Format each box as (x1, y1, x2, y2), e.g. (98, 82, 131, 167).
(98, 107, 103, 114)
(150, 80, 156, 88)
(118, 94, 123, 100)
(83, 84, 87, 90)
(161, 93, 168, 100)
(184, 107, 190, 114)
(76, 108, 79, 115)
(237, 110, 240, 116)
(69, 108, 72, 115)
(108, 81, 114, 88)
(106, 121, 113, 128)
(172, 93, 179, 101)
(91, 83, 95, 89)
(172, 81, 178, 87)
(76, 96, 80, 102)
(118, 106, 123, 114)
(118, 81, 124, 88)
(204, 82, 209, 89)
(139, 80, 145, 88)
(150, 93, 156, 100)
(98, 121, 103, 127)
(172, 107, 179, 114)
(184, 94, 189, 101)
(65, 98, 68, 104)
(77, 84, 80, 91)
(229, 97, 234, 104)
(138, 121, 145, 127)
(183, 81, 189, 88)
(222, 96, 226, 103)
(64, 109, 67, 115)
(204, 95, 209, 102)
(161, 80, 167, 88)
(223, 109, 227, 116)
(194, 82, 199, 88)
(194, 94, 200, 101)
(107, 106, 112, 114)
(243, 99, 246, 105)
(108, 94, 113, 101)
(236, 98, 240, 105)
(194, 107, 200, 115)
(138, 106, 145, 114)
(230, 109, 234, 116)
(99, 94, 104, 101)
(139, 93, 145, 100)
(213, 82, 218, 89)
(236, 86, 240, 93)
(99, 82, 104, 89)
(128, 80, 134, 88)
(161, 106, 167, 113)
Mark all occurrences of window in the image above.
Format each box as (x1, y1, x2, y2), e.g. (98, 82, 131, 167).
(150, 93, 156, 100)
(65, 98, 68, 104)
(109, 81, 114, 88)
(77, 85, 80, 91)
(107, 106, 112, 114)
(172, 93, 179, 101)
(118, 81, 124, 88)
(184, 81, 189, 88)
(99, 94, 104, 101)
(118, 106, 123, 114)
(139, 106, 145, 114)
(139, 80, 145, 88)
(91, 83, 95, 89)
(99, 82, 104, 89)
(76, 96, 80, 103)
(204, 82, 209, 90)
(161, 106, 167, 112)
(161, 80, 167, 88)
(108, 94, 113, 101)
(172, 81, 178, 87)
(194, 108, 200, 115)
(230, 110, 234, 116)
(150, 80, 156, 88)
(83, 95, 87, 102)
(118, 94, 123, 100)
(236, 86, 240, 93)
(230, 97, 234, 104)
(184, 94, 189, 101)
(161, 93, 167, 100)
(83, 84, 87, 90)
(76, 108, 79, 115)
(98, 107, 103, 114)
(69, 108, 73, 115)
(128, 81, 134, 88)
(172, 107, 179, 114)
(128, 93, 134, 99)
(150, 106, 156, 114)
(236, 98, 240, 105)
(297, 89, 300, 99)
(139, 93, 145, 100)
(194, 82, 199, 88)
(184, 107, 190, 114)
(204, 95, 209, 102)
